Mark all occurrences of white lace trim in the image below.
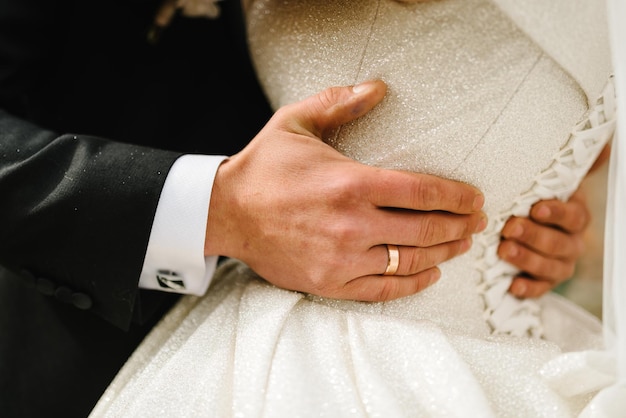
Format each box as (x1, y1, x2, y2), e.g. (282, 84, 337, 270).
(476, 76, 617, 338)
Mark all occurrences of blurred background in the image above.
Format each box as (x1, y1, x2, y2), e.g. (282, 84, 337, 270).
(557, 162, 608, 319)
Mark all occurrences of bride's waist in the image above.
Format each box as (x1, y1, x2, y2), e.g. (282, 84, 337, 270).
(306, 254, 493, 338)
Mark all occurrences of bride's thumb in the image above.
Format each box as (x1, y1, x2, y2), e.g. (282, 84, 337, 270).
(293, 80, 387, 138)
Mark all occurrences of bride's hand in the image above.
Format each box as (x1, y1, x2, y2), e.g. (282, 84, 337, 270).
(206, 79, 486, 302)
(500, 144, 610, 299)
(499, 188, 590, 298)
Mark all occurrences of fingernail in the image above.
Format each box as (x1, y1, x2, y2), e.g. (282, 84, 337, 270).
(472, 193, 485, 211)
(428, 269, 441, 286)
(352, 81, 374, 94)
(475, 216, 487, 233)
(460, 238, 472, 253)
(509, 223, 523, 238)
(510, 281, 526, 298)
(507, 243, 519, 257)
(535, 206, 550, 219)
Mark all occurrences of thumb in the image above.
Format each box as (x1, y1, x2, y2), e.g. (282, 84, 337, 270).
(286, 80, 388, 139)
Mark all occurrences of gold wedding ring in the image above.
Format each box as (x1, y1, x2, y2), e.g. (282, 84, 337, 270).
(383, 244, 400, 276)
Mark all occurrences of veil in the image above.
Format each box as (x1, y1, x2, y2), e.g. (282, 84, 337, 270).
(542, 0, 626, 415)
(587, 0, 626, 413)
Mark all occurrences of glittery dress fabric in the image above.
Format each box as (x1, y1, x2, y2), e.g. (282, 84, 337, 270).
(90, 0, 616, 417)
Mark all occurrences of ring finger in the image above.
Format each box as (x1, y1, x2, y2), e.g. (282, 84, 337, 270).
(372, 237, 473, 277)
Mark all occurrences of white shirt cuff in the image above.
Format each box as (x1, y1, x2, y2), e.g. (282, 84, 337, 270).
(139, 154, 228, 295)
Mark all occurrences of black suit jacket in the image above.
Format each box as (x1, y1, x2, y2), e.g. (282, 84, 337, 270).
(0, 0, 272, 416)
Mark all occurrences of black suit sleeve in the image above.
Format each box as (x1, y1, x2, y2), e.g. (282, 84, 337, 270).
(0, 0, 273, 330)
(0, 0, 182, 329)
(0, 0, 273, 415)
(0, 110, 181, 329)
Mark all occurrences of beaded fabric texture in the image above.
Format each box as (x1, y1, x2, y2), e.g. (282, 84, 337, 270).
(247, 0, 614, 338)
(90, 0, 616, 416)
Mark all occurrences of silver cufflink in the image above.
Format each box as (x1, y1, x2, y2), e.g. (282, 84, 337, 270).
(156, 269, 185, 290)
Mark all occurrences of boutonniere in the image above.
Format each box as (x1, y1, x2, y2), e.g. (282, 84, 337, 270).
(148, 0, 223, 43)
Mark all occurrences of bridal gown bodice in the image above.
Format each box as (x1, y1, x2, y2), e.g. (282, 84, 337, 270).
(245, 0, 613, 341)
(90, 0, 616, 417)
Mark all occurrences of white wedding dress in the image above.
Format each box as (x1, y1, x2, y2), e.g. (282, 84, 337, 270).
(91, 0, 623, 417)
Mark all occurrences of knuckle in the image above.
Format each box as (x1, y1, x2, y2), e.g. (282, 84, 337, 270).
(376, 280, 400, 301)
(564, 204, 590, 233)
(305, 269, 332, 295)
(413, 176, 438, 208)
(325, 175, 363, 206)
(416, 218, 444, 246)
(318, 87, 341, 109)
(543, 236, 563, 258)
(326, 218, 361, 244)
(407, 249, 426, 273)
(456, 193, 467, 212)
(577, 210, 591, 231)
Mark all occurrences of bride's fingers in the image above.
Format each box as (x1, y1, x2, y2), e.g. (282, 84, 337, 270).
(342, 267, 442, 302)
(530, 194, 590, 234)
(500, 241, 576, 297)
(509, 275, 557, 299)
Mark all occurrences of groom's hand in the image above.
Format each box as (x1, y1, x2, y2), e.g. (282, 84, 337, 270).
(206, 80, 486, 302)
